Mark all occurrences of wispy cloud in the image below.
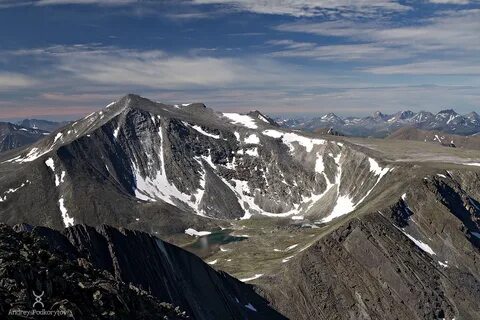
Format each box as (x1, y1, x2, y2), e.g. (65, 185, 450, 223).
(273, 9, 480, 74)
(10, 44, 340, 90)
(191, 0, 410, 17)
(0, 72, 37, 90)
(429, 0, 471, 4)
(0, 0, 135, 7)
(275, 9, 480, 53)
(267, 39, 410, 61)
(365, 60, 480, 75)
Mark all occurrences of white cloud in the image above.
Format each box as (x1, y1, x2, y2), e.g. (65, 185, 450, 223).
(365, 60, 480, 75)
(268, 39, 411, 61)
(37, 0, 134, 4)
(429, 0, 471, 4)
(0, 0, 135, 8)
(275, 9, 480, 53)
(0, 73, 37, 90)
(191, 0, 410, 17)
(273, 9, 480, 74)
(7, 44, 335, 90)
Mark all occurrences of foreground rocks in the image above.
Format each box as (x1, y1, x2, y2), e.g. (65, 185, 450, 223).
(0, 224, 189, 319)
(0, 224, 284, 320)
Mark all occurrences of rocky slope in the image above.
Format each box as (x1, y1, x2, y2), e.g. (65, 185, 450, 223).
(0, 223, 189, 320)
(259, 169, 480, 320)
(278, 109, 480, 137)
(388, 127, 480, 150)
(0, 223, 285, 319)
(0, 122, 48, 153)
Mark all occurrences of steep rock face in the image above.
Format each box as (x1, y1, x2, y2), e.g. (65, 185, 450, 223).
(62, 224, 285, 320)
(260, 171, 480, 320)
(1, 223, 285, 320)
(262, 214, 479, 319)
(0, 224, 189, 320)
(0, 95, 391, 233)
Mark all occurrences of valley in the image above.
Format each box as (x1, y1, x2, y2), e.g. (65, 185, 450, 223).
(0, 95, 479, 319)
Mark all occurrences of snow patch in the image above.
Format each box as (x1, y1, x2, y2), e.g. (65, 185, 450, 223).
(263, 129, 325, 153)
(185, 228, 212, 237)
(53, 133, 63, 144)
(239, 274, 263, 282)
(113, 126, 121, 138)
(245, 147, 259, 157)
(0, 181, 29, 202)
(286, 244, 298, 251)
(403, 232, 436, 255)
(464, 163, 480, 167)
(368, 158, 387, 176)
(223, 113, 258, 129)
(45, 158, 55, 172)
(257, 114, 270, 123)
(315, 153, 324, 173)
(133, 121, 207, 214)
(45, 158, 61, 186)
(245, 303, 257, 312)
(244, 134, 260, 144)
(438, 261, 448, 268)
(184, 122, 221, 139)
(321, 158, 391, 223)
(58, 197, 74, 227)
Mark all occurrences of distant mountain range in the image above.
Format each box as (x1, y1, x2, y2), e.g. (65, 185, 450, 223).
(277, 109, 480, 137)
(0, 122, 49, 153)
(17, 119, 70, 132)
(0, 119, 68, 153)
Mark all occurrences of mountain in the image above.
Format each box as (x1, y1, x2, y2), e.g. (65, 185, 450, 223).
(0, 122, 48, 153)
(278, 109, 480, 137)
(1, 223, 284, 319)
(0, 94, 393, 231)
(387, 127, 480, 150)
(18, 118, 69, 132)
(1, 94, 480, 319)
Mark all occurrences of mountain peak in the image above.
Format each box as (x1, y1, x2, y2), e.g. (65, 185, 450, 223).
(437, 109, 458, 115)
(247, 110, 277, 126)
(395, 110, 415, 120)
(373, 111, 385, 118)
(466, 111, 479, 119)
(321, 112, 341, 120)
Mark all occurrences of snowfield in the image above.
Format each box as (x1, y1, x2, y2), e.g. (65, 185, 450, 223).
(223, 113, 258, 129)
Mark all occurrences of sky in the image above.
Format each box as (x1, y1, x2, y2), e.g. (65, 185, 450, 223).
(0, 0, 479, 121)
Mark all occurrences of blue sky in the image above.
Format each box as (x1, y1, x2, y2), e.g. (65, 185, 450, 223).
(0, 0, 479, 120)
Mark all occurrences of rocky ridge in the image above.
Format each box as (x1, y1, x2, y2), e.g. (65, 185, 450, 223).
(0, 223, 285, 319)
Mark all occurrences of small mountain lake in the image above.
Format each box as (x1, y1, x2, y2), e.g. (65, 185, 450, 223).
(183, 229, 248, 258)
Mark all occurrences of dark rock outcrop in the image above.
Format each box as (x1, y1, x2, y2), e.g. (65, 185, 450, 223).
(1, 223, 285, 320)
(0, 224, 189, 320)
